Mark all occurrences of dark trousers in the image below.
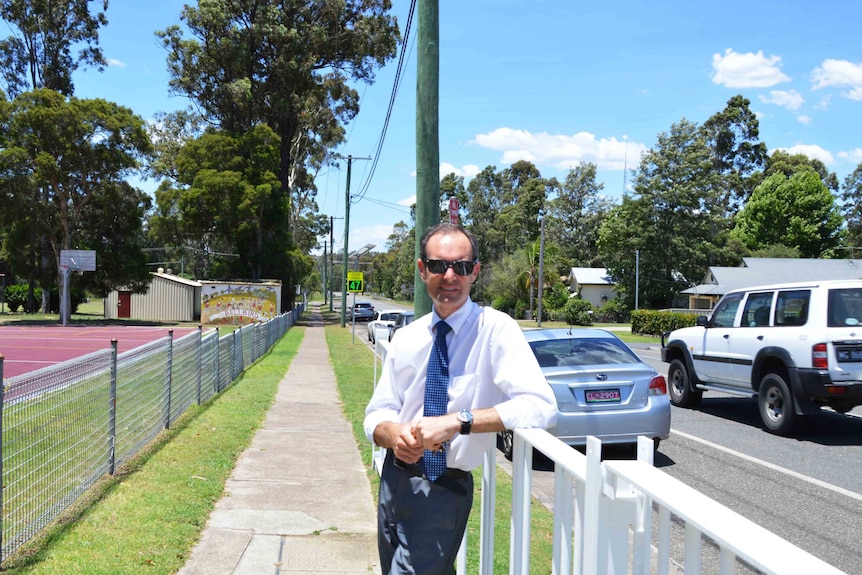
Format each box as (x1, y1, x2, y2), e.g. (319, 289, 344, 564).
(378, 450, 474, 575)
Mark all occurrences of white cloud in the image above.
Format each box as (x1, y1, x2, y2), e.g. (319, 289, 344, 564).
(797, 115, 812, 125)
(812, 59, 862, 91)
(759, 89, 804, 110)
(773, 144, 834, 165)
(471, 127, 646, 171)
(439, 162, 481, 180)
(397, 194, 416, 207)
(838, 149, 862, 163)
(350, 224, 397, 252)
(107, 58, 127, 68)
(711, 49, 790, 88)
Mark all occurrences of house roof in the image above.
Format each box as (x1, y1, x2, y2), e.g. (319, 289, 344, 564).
(681, 258, 862, 296)
(568, 267, 614, 286)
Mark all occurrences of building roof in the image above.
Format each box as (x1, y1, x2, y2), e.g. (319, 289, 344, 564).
(568, 267, 614, 286)
(681, 258, 862, 296)
(151, 270, 202, 287)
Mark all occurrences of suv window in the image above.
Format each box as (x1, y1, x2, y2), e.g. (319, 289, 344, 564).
(741, 291, 774, 327)
(775, 290, 810, 326)
(828, 288, 862, 327)
(711, 293, 742, 327)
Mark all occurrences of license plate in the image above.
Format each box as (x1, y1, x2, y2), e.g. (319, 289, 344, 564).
(837, 347, 862, 362)
(586, 389, 621, 403)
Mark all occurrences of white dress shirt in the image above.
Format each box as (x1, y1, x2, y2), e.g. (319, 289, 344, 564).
(364, 299, 557, 471)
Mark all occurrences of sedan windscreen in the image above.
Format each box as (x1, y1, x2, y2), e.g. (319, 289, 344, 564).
(530, 338, 640, 367)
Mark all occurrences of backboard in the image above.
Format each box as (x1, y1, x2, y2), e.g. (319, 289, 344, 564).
(60, 249, 96, 272)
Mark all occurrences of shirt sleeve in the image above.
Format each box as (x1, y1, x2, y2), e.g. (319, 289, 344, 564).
(486, 315, 558, 430)
(363, 343, 408, 444)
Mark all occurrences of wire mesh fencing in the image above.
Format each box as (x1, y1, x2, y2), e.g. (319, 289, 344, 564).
(0, 307, 302, 561)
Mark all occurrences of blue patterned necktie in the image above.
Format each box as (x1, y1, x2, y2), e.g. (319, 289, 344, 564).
(420, 320, 451, 481)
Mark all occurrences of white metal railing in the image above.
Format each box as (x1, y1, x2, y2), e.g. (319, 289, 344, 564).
(369, 333, 846, 575)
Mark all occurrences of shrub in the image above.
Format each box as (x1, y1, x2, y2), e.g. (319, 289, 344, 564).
(562, 297, 593, 326)
(4, 284, 31, 312)
(630, 309, 700, 335)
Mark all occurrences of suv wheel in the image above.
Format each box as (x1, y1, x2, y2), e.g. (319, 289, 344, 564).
(758, 373, 796, 435)
(499, 430, 514, 461)
(668, 359, 702, 408)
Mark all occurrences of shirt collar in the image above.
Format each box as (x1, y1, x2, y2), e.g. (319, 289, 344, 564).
(430, 298, 474, 337)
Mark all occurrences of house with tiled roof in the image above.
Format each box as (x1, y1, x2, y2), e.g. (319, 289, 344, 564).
(680, 258, 862, 309)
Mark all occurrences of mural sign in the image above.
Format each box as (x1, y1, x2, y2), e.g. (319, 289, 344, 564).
(200, 281, 281, 325)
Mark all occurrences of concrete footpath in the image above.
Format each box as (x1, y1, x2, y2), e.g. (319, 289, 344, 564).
(178, 303, 379, 575)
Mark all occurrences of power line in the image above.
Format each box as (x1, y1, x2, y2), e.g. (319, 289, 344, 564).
(352, 0, 418, 203)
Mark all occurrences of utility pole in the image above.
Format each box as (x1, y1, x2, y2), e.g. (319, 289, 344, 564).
(414, 0, 439, 319)
(322, 241, 327, 305)
(329, 215, 342, 312)
(339, 155, 370, 327)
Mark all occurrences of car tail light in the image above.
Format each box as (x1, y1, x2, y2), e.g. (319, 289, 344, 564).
(812, 343, 828, 369)
(649, 375, 667, 396)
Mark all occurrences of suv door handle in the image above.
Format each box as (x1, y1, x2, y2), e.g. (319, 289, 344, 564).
(723, 334, 729, 339)
(757, 335, 764, 340)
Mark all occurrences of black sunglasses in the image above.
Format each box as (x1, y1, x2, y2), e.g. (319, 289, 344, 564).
(423, 259, 478, 276)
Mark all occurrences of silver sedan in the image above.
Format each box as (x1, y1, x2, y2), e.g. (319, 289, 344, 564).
(500, 328, 670, 458)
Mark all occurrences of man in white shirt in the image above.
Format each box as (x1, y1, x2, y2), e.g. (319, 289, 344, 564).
(364, 223, 557, 575)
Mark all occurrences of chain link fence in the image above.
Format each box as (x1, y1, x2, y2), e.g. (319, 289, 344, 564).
(0, 307, 303, 560)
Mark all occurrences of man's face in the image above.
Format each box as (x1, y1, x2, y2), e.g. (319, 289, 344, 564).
(418, 231, 480, 319)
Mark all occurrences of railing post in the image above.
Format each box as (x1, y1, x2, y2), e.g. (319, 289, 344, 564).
(109, 340, 118, 475)
(196, 325, 202, 405)
(583, 436, 603, 575)
(165, 329, 174, 429)
(479, 445, 496, 575)
(510, 430, 532, 575)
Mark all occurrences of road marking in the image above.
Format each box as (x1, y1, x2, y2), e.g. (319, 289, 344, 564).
(671, 428, 862, 502)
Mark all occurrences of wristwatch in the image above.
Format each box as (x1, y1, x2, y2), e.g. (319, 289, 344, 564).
(457, 409, 473, 435)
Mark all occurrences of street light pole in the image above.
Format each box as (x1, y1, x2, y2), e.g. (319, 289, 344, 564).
(537, 210, 545, 327)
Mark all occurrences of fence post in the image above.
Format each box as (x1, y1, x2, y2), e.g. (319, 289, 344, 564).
(232, 329, 238, 381)
(196, 325, 202, 405)
(0, 353, 4, 563)
(165, 329, 174, 429)
(109, 340, 118, 475)
(214, 327, 220, 394)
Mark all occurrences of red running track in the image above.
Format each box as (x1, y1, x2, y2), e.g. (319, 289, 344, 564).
(0, 325, 202, 380)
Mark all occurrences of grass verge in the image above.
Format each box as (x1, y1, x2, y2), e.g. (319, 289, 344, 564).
(1, 325, 304, 574)
(324, 310, 555, 574)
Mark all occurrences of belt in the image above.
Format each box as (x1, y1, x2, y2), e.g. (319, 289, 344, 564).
(391, 453, 471, 480)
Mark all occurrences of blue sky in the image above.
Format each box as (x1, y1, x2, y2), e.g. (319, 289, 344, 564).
(66, 0, 862, 256)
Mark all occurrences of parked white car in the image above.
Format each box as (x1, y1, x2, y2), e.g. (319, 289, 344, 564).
(367, 309, 402, 343)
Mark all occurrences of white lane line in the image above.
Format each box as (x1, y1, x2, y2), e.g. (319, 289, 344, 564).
(671, 428, 862, 503)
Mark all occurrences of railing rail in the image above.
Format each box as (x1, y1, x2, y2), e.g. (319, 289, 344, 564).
(370, 333, 846, 574)
(0, 307, 302, 561)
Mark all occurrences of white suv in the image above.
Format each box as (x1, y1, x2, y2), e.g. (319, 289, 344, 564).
(661, 279, 862, 435)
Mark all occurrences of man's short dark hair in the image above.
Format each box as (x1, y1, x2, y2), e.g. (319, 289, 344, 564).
(419, 223, 479, 262)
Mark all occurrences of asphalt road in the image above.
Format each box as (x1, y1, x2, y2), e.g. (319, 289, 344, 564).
(604, 344, 861, 574)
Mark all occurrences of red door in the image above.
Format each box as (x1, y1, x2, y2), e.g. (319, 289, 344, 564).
(117, 291, 131, 318)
